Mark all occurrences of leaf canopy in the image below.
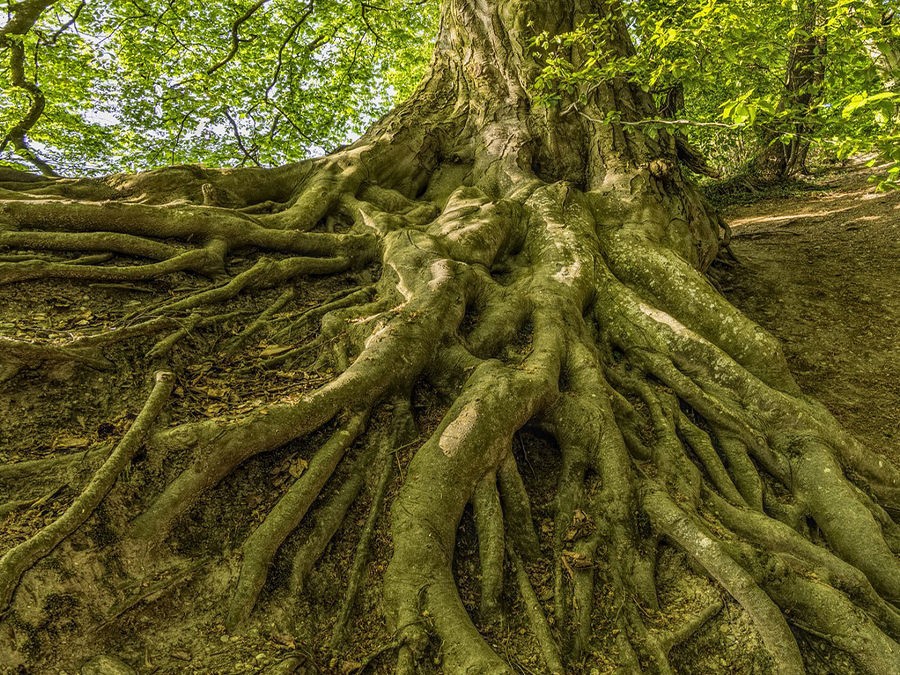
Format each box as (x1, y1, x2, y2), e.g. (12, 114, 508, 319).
(0, 0, 438, 174)
(1, 0, 897, 185)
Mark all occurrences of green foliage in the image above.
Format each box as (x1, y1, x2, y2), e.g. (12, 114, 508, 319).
(529, 0, 899, 182)
(0, 0, 438, 175)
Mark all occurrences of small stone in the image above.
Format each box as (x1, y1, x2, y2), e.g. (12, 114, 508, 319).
(80, 655, 137, 675)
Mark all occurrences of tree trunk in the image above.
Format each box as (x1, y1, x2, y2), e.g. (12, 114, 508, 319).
(754, 0, 826, 179)
(2, 0, 900, 672)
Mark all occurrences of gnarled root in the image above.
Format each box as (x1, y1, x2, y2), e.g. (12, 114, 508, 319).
(2, 145, 899, 674)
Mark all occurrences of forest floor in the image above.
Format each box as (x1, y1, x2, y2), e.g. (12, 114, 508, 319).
(717, 159, 899, 463)
(0, 159, 897, 674)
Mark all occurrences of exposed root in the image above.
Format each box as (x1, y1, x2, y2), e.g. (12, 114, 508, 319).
(0, 486, 64, 520)
(146, 256, 349, 316)
(0, 371, 174, 611)
(290, 447, 372, 594)
(147, 314, 203, 360)
(0, 336, 113, 376)
(71, 317, 181, 348)
(497, 453, 541, 561)
(707, 489, 900, 638)
(331, 405, 412, 648)
(2, 105, 898, 674)
(226, 413, 368, 628)
(0, 445, 107, 489)
(643, 487, 806, 674)
(272, 286, 374, 344)
(765, 569, 900, 672)
(472, 472, 505, 623)
(147, 309, 250, 360)
(224, 287, 296, 356)
(675, 412, 746, 507)
(508, 543, 564, 674)
(793, 440, 900, 603)
(656, 599, 724, 653)
(0, 239, 227, 285)
(0, 230, 179, 260)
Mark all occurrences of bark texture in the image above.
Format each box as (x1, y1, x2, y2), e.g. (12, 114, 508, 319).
(2, 1, 900, 672)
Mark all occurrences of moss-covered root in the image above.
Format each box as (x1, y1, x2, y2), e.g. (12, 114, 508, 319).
(225, 413, 367, 629)
(766, 569, 900, 673)
(643, 488, 806, 675)
(223, 287, 295, 356)
(793, 440, 900, 604)
(330, 404, 415, 649)
(508, 544, 564, 674)
(289, 449, 372, 593)
(384, 353, 560, 672)
(472, 472, 505, 623)
(0, 371, 174, 612)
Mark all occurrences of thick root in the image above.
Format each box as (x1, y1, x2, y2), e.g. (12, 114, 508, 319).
(2, 128, 898, 675)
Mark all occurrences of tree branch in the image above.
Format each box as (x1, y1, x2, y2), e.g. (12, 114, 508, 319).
(206, 0, 272, 75)
(0, 0, 61, 175)
(223, 108, 262, 167)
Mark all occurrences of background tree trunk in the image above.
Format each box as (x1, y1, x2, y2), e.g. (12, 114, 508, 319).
(754, 0, 827, 179)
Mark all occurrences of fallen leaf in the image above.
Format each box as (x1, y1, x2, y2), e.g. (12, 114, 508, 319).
(289, 458, 309, 478)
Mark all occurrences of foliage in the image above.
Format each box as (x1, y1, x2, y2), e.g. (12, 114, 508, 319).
(2, 0, 896, 183)
(529, 0, 899, 183)
(0, 0, 438, 175)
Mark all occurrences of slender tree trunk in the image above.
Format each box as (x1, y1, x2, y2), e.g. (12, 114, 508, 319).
(755, 0, 827, 178)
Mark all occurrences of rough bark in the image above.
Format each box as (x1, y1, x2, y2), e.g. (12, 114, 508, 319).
(2, 0, 899, 672)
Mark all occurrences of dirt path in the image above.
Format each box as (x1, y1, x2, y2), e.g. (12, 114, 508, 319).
(720, 162, 900, 460)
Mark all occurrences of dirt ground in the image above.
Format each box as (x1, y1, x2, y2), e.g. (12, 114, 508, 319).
(717, 160, 899, 463)
(0, 160, 897, 674)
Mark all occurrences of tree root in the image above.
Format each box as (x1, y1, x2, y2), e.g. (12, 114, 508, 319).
(226, 413, 367, 628)
(271, 286, 374, 345)
(330, 405, 411, 649)
(147, 309, 250, 360)
(472, 472, 505, 623)
(290, 447, 374, 594)
(0, 371, 173, 611)
(0, 336, 113, 376)
(508, 543, 564, 674)
(643, 488, 806, 674)
(145, 256, 349, 317)
(223, 287, 296, 356)
(0, 240, 227, 285)
(3, 123, 899, 674)
(656, 599, 724, 653)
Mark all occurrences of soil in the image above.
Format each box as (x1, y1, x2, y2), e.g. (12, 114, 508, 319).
(717, 160, 899, 462)
(0, 160, 897, 674)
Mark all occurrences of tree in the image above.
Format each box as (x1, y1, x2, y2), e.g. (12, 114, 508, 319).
(752, 0, 827, 178)
(529, 0, 898, 183)
(2, 0, 900, 672)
